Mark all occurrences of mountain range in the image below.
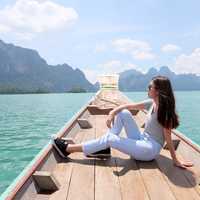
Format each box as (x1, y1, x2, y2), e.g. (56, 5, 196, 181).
(0, 39, 200, 93)
(119, 66, 200, 91)
(0, 40, 95, 93)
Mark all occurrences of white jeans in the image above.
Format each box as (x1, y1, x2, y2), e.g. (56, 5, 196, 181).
(82, 109, 162, 161)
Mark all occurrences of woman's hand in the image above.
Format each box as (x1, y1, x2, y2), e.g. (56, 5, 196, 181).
(173, 159, 194, 169)
(106, 113, 115, 128)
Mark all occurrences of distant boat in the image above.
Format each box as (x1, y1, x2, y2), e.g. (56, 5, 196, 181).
(1, 75, 200, 200)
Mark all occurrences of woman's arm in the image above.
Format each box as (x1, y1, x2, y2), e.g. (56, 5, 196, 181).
(163, 128, 178, 161)
(163, 128, 193, 169)
(106, 102, 146, 128)
(109, 102, 146, 116)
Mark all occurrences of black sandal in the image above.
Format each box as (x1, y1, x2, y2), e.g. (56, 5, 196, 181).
(53, 138, 70, 158)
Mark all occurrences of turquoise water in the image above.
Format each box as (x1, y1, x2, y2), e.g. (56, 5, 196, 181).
(0, 93, 94, 195)
(0, 91, 200, 195)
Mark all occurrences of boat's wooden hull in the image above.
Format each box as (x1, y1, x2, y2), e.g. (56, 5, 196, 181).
(1, 89, 200, 200)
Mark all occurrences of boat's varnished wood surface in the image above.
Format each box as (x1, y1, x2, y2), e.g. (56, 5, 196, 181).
(48, 142, 81, 199)
(48, 123, 90, 200)
(157, 149, 200, 200)
(36, 89, 200, 200)
(113, 149, 150, 200)
(48, 114, 200, 199)
(4, 89, 200, 200)
(66, 116, 95, 200)
(50, 117, 96, 200)
(104, 119, 150, 200)
(95, 115, 121, 200)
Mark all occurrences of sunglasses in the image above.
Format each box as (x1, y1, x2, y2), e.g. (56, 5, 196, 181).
(148, 84, 154, 90)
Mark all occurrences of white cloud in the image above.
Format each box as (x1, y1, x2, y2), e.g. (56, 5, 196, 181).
(15, 32, 35, 40)
(34, 0, 49, 2)
(0, 24, 11, 33)
(83, 60, 139, 83)
(112, 38, 155, 60)
(99, 60, 122, 71)
(98, 60, 139, 74)
(0, 0, 78, 39)
(174, 48, 200, 74)
(82, 68, 100, 84)
(133, 51, 155, 60)
(94, 43, 107, 53)
(161, 44, 181, 53)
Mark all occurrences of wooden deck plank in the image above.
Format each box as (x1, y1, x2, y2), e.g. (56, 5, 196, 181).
(66, 116, 96, 200)
(95, 115, 122, 200)
(49, 117, 93, 200)
(111, 128, 150, 200)
(97, 112, 174, 200)
(137, 159, 176, 200)
(49, 162, 73, 200)
(175, 140, 200, 195)
(134, 124, 177, 200)
(113, 148, 150, 200)
(156, 149, 200, 200)
(135, 126, 176, 200)
(94, 112, 174, 200)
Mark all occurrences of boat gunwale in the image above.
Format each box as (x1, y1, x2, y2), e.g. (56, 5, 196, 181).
(2, 89, 200, 200)
(142, 109, 200, 153)
(2, 91, 100, 200)
(172, 129, 200, 154)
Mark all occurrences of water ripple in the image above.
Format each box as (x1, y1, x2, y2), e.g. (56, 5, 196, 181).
(0, 93, 94, 195)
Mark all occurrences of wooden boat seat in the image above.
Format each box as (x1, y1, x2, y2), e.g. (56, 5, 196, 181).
(77, 118, 92, 129)
(87, 105, 138, 116)
(32, 171, 60, 194)
(87, 105, 114, 115)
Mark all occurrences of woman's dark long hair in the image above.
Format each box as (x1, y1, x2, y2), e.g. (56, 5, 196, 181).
(152, 76, 179, 129)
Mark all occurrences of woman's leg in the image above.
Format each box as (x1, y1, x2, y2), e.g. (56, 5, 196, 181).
(106, 133, 159, 161)
(55, 132, 159, 161)
(83, 132, 159, 161)
(58, 109, 142, 155)
(59, 110, 125, 154)
(66, 143, 83, 153)
(110, 109, 141, 140)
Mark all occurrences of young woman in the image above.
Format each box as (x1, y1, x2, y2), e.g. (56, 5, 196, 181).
(53, 76, 193, 169)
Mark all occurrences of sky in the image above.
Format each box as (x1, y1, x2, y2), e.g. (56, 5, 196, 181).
(0, 0, 200, 83)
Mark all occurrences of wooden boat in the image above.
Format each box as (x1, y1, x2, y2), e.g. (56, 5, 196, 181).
(1, 75, 200, 200)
